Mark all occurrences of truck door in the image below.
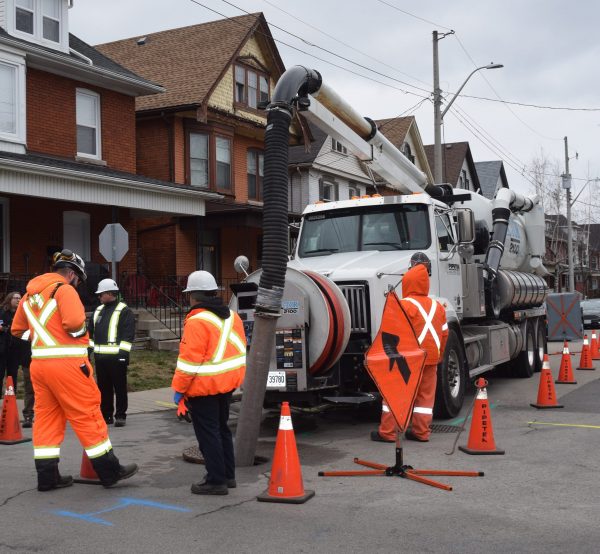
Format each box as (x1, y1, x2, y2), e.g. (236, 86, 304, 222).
(435, 210, 462, 315)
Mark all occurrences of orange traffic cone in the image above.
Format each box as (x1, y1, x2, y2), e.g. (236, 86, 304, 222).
(459, 378, 504, 455)
(531, 355, 564, 409)
(257, 402, 315, 503)
(556, 341, 577, 384)
(576, 335, 595, 370)
(0, 377, 31, 445)
(590, 331, 600, 360)
(73, 451, 102, 485)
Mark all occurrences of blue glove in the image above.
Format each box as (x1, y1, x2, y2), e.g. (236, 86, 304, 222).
(174, 391, 184, 405)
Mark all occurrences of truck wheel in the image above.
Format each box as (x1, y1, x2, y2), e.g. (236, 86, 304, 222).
(514, 321, 536, 378)
(534, 318, 547, 372)
(434, 329, 466, 419)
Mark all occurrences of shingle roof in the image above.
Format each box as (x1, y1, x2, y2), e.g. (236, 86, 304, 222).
(288, 121, 329, 164)
(424, 141, 481, 190)
(96, 13, 283, 112)
(375, 116, 413, 146)
(0, 27, 161, 91)
(474, 160, 508, 199)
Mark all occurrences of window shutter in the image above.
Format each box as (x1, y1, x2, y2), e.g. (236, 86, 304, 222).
(318, 177, 324, 200)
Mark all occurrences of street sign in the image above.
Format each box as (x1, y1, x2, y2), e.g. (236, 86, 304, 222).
(99, 223, 129, 262)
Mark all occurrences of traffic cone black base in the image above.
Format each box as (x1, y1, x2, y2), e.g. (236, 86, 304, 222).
(529, 403, 564, 409)
(257, 489, 315, 504)
(458, 445, 505, 455)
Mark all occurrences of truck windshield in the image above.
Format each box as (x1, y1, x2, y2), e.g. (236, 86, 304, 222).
(298, 204, 431, 257)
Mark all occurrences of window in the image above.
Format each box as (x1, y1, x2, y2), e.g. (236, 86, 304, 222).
(234, 64, 269, 109)
(187, 127, 233, 193)
(76, 89, 101, 159)
(402, 142, 415, 164)
(460, 169, 470, 190)
(216, 137, 231, 190)
(190, 133, 209, 188)
(14, 0, 62, 44)
(0, 54, 26, 144)
(319, 178, 339, 202)
(331, 138, 347, 155)
(348, 185, 360, 199)
(247, 149, 264, 200)
(435, 211, 455, 252)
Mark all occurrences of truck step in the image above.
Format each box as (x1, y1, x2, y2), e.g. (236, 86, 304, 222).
(468, 364, 496, 378)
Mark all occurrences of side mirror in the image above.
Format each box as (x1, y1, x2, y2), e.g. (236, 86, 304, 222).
(233, 255, 250, 278)
(456, 209, 475, 244)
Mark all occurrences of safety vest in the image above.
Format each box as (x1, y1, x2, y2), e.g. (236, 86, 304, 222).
(22, 289, 88, 359)
(173, 309, 246, 396)
(403, 297, 448, 354)
(89, 302, 132, 354)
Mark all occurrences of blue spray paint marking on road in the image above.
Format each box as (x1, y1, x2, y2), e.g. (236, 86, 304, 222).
(448, 402, 497, 426)
(53, 497, 191, 526)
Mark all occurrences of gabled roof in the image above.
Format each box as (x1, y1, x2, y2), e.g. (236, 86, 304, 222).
(474, 160, 509, 199)
(424, 141, 481, 191)
(0, 27, 163, 95)
(288, 121, 329, 165)
(96, 13, 285, 113)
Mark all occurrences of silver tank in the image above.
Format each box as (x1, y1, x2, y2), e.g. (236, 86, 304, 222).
(491, 269, 548, 315)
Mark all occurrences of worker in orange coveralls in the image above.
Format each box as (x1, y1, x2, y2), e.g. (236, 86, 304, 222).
(11, 249, 138, 491)
(371, 252, 448, 443)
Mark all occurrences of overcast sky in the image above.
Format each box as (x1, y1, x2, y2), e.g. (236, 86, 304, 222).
(70, 0, 600, 221)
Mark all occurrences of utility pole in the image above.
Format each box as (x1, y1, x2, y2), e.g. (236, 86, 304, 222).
(564, 136, 574, 293)
(433, 31, 443, 184)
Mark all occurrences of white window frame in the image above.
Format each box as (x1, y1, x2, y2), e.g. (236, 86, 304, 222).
(8, 0, 68, 51)
(76, 88, 102, 161)
(0, 51, 26, 147)
(63, 210, 91, 262)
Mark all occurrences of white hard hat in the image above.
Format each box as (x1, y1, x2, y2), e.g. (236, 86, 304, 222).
(95, 278, 119, 295)
(183, 270, 218, 292)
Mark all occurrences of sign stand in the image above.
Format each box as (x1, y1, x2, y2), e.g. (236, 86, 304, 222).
(317, 290, 484, 491)
(319, 430, 483, 491)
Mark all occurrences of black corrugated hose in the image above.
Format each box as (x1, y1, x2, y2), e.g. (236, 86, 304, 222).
(255, 107, 292, 314)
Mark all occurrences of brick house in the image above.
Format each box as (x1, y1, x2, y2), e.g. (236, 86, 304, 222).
(96, 13, 291, 288)
(0, 0, 219, 304)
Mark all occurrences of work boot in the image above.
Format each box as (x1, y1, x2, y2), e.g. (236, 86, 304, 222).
(114, 418, 126, 428)
(404, 429, 429, 442)
(35, 459, 74, 492)
(22, 416, 33, 429)
(370, 430, 394, 443)
(191, 480, 228, 495)
(91, 450, 139, 488)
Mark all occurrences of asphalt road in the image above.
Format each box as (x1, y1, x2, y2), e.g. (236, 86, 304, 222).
(1, 342, 599, 554)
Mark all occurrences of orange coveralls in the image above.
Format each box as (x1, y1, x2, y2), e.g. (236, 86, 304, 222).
(378, 264, 448, 441)
(11, 273, 112, 463)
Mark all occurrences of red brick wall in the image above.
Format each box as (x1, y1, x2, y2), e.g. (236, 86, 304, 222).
(173, 116, 185, 185)
(26, 69, 136, 172)
(8, 196, 137, 277)
(136, 118, 171, 181)
(137, 217, 176, 275)
(175, 224, 196, 275)
(232, 135, 263, 204)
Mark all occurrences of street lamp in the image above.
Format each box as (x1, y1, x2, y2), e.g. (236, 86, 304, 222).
(432, 30, 503, 183)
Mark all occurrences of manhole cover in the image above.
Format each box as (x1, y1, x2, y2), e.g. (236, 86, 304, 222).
(431, 424, 461, 433)
(181, 445, 269, 465)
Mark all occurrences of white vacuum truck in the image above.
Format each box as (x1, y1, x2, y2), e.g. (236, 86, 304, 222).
(231, 66, 548, 418)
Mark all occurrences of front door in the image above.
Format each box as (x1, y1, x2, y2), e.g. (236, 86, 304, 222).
(434, 209, 462, 316)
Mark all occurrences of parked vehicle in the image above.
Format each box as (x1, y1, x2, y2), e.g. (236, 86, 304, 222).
(231, 67, 549, 418)
(581, 299, 600, 329)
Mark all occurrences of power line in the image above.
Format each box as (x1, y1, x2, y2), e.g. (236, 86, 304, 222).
(261, 0, 432, 88)
(374, 0, 453, 31)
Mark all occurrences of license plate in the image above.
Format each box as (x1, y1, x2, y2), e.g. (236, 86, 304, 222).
(266, 371, 286, 389)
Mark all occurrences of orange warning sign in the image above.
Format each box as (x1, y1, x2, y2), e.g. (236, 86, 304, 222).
(364, 291, 426, 432)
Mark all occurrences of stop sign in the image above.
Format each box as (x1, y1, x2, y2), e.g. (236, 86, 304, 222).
(99, 223, 129, 262)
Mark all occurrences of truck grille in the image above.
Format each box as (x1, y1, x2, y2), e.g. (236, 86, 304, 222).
(337, 283, 369, 334)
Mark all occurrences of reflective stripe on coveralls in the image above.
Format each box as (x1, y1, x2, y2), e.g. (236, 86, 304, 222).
(23, 298, 88, 358)
(403, 297, 441, 350)
(176, 311, 246, 376)
(93, 303, 131, 353)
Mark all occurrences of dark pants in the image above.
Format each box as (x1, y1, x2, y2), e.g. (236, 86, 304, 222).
(95, 357, 128, 421)
(1, 345, 20, 395)
(188, 391, 235, 485)
(22, 365, 35, 419)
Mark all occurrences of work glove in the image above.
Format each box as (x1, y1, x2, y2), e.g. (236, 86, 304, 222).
(177, 398, 192, 423)
(173, 391, 184, 405)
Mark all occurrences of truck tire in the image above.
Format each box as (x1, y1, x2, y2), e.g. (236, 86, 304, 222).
(514, 321, 536, 378)
(534, 317, 547, 372)
(434, 329, 466, 419)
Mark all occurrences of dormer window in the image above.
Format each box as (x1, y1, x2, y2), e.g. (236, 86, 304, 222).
(11, 0, 66, 49)
(234, 64, 269, 109)
(331, 138, 347, 155)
